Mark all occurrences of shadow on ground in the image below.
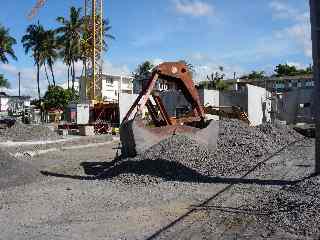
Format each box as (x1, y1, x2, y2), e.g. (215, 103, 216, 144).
(40, 157, 303, 186)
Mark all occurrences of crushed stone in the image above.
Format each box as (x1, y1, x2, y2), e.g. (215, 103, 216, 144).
(102, 119, 303, 184)
(0, 147, 41, 189)
(244, 175, 320, 238)
(0, 121, 61, 142)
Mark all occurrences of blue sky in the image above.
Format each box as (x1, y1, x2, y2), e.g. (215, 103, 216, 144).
(0, 0, 312, 96)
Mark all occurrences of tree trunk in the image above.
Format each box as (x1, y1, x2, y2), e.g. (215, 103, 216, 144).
(37, 62, 41, 100)
(67, 65, 70, 89)
(49, 63, 55, 86)
(44, 63, 51, 86)
(72, 60, 75, 90)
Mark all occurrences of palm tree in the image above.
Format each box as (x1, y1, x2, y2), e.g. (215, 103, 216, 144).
(40, 30, 59, 86)
(0, 24, 17, 64)
(56, 7, 83, 90)
(21, 23, 46, 100)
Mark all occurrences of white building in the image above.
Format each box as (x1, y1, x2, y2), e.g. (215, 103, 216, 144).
(59, 81, 79, 91)
(102, 74, 133, 102)
(79, 74, 134, 103)
(0, 92, 9, 113)
(0, 92, 31, 114)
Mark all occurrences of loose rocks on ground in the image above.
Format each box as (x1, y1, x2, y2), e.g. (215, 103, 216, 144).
(100, 119, 303, 185)
(0, 121, 61, 142)
(244, 175, 320, 238)
(0, 147, 41, 189)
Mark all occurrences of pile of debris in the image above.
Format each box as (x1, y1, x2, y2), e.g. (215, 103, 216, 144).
(0, 121, 61, 142)
(104, 119, 302, 184)
(0, 147, 41, 189)
(247, 175, 320, 238)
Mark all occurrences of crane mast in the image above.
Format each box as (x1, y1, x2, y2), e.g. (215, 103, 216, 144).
(84, 0, 104, 103)
(28, 0, 105, 103)
(28, 0, 46, 20)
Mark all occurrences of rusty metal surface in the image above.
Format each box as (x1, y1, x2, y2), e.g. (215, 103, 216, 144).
(122, 62, 205, 127)
(153, 95, 172, 125)
(156, 62, 205, 119)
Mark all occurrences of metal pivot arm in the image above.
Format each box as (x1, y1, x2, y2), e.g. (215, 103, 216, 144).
(121, 72, 159, 124)
(156, 62, 205, 119)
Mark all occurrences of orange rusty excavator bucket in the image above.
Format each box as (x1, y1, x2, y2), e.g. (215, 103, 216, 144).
(120, 62, 219, 157)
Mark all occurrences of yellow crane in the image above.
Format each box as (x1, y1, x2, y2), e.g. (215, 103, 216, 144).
(28, 0, 104, 103)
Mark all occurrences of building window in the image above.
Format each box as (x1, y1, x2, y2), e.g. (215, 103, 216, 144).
(106, 77, 114, 85)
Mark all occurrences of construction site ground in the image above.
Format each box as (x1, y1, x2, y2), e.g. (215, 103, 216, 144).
(0, 134, 316, 240)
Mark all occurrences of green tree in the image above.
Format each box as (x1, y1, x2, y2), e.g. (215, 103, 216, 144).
(0, 74, 10, 88)
(240, 70, 266, 80)
(0, 24, 17, 63)
(21, 23, 46, 100)
(132, 61, 155, 80)
(274, 64, 313, 76)
(43, 85, 79, 111)
(56, 7, 84, 90)
(274, 64, 299, 76)
(198, 66, 229, 91)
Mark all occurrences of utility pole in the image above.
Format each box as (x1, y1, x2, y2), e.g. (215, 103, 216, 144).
(310, 0, 320, 174)
(18, 72, 21, 97)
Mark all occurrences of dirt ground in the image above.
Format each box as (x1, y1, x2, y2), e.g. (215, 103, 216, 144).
(0, 136, 316, 240)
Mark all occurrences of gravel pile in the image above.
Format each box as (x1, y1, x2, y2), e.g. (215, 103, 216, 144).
(106, 119, 302, 184)
(0, 121, 61, 142)
(0, 147, 41, 189)
(247, 175, 320, 238)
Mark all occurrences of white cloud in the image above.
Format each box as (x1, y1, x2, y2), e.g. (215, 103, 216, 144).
(270, 1, 311, 58)
(102, 60, 130, 76)
(286, 61, 309, 69)
(192, 61, 246, 82)
(0, 59, 130, 97)
(269, 1, 298, 20)
(285, 22, 311, 57)
(173, 0, 214, 17)
(151, 58, 164, 66)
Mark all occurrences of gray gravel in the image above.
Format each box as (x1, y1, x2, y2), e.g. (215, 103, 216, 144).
(0, 131, 314, 240)
(102, 120, 303, 185)
(0, 121, 61, 142)
(245, 175, 320, 239)
(0, 147, 42, 189)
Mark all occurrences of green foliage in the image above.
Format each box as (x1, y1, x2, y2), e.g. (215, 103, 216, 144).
(43, 86, 79, 111)
(240, 71, 266, 80)
(215, 80, 229, 91)
(274, 64, 312, 77)
(198, 66, 229, 91)
(0, 24, 17, 64)
(132, 61, 155, 80)
(57, 7, 115, 89)
(0, 74, 10, 88)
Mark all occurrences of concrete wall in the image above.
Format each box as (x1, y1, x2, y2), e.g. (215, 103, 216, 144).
(219, 90, 248, 111)
(198, 89, 219, 107)
(247, 84, 271, 126)
(277, 88, 315, 124)
(160, 90, 191, 117)
(119, 93, 139, 123)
